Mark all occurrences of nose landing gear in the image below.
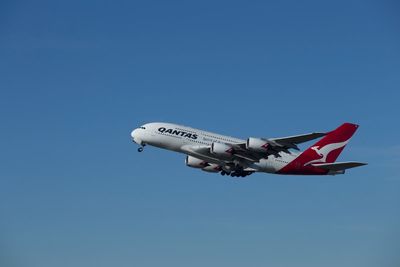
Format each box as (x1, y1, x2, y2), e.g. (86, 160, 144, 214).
(137, 144, 145, 152)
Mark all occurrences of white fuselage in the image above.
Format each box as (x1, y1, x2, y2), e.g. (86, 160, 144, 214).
(131, 122, 299, 174)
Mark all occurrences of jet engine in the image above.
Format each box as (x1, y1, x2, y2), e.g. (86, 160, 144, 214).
(185, 156, 222, 173)
(210, 142, 234, 158)
(202, 164, 222, 173)
(185, 155, 208, 168)
(246, 137, 270, 153)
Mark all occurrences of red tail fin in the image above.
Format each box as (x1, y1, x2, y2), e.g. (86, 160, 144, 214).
(278, 123, 359, 174)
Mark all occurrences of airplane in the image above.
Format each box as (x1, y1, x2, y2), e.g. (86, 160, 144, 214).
(130, 122, 367, 177)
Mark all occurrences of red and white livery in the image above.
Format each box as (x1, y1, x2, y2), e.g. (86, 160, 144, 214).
(131, 122, 366, 177)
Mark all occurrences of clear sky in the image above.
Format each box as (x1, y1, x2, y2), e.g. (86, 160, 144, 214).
(1, 0, 400, 266)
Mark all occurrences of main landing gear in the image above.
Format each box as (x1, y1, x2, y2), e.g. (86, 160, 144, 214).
(220, 170, 254, 178)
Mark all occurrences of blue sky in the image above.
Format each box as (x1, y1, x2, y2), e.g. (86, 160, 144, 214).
(1, 0, 400, 266)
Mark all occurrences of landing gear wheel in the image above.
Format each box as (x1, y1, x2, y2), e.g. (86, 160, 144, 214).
(138, 147, 144, 152)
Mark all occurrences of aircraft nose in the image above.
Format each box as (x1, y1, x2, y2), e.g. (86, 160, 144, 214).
(131, 128, 143, 145)
(131, 129, 137, 139)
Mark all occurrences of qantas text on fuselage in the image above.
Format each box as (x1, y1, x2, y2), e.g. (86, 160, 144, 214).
(131, 122, 366, 177)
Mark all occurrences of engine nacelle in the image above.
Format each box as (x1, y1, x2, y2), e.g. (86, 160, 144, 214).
(210, 142, 234, 158)
(185, 155, 208, 168)
(202, 164, 222, 173)
(185, 156, 222, 173)
(246, 137, 270, 153)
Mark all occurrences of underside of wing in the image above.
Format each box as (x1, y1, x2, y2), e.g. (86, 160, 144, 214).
(181, 144, 258, 167)
(181, 145, 225, 165)
(181, 145, 257, 177)
(229, 144, 267, 162)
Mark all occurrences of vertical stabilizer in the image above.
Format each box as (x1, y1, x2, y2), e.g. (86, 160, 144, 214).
(278, 123, 359, 174)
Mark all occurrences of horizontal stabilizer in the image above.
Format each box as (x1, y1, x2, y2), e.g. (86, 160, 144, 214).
(312, 161, 367, 171)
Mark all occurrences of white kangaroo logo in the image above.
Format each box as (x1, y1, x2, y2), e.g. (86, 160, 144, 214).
(304, 140, 349, 166)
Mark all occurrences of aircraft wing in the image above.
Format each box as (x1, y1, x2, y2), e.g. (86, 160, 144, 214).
(182, 131, 326, 165)
(233, 131, 326, 158)
(181, 145, 229, 165)
(181, 131, 327, 171)
(268, 132, 327, 149)
(181, 144, 260, 172)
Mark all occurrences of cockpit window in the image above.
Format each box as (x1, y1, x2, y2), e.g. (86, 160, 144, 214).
(140, 126, 146, 129)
